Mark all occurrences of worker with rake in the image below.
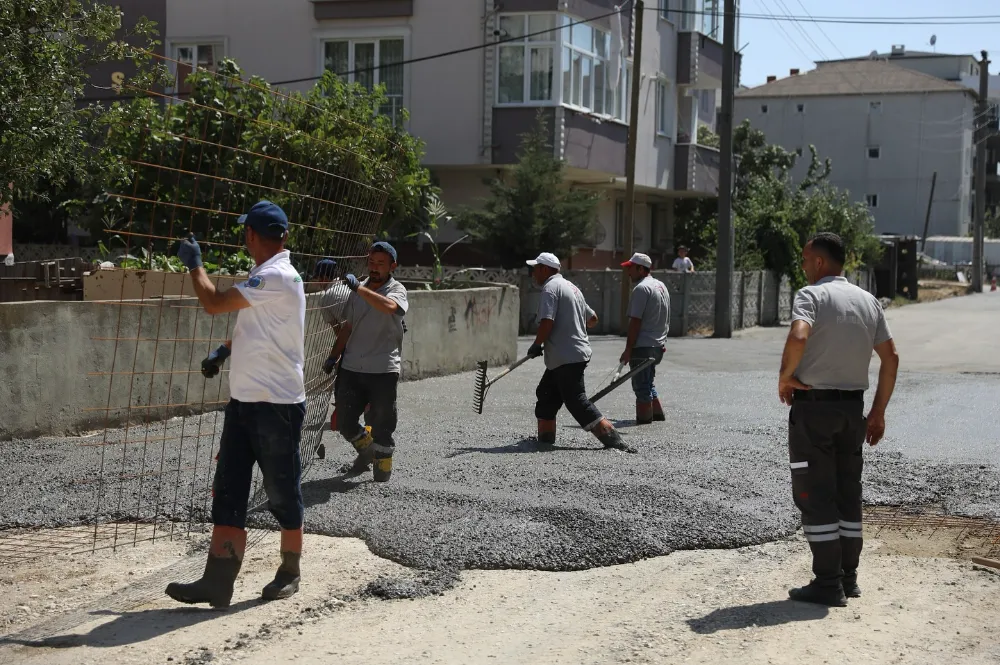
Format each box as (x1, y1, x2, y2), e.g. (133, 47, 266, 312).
(526, 252, 634, 453)
(324, 241, 408, 481)
(620, 252, 670, 424)
(167, 200, 307, 608)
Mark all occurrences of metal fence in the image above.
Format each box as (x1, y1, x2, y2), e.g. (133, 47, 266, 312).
(394, 266, 874, 337)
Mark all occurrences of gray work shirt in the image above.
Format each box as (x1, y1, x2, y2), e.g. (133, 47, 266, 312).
(341, 276, 409, 374)
(536, 273, 595, 370)
(628, 275, 670, 348)
(791, 276, 892, 391)
(318, 282, 353, 327)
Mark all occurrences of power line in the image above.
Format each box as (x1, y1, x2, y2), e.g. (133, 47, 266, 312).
(78, 7, 1000, 103)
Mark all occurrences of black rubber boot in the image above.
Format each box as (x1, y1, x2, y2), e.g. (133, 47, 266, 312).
(373, 454, 393, 483)
(788, 582, 848, 607)
(262, 552, 301, 601)
(339, 427, 374, 475)
(842, 573, 862, 598)
(165, 555, 242, 608)
(597, 428, 637, 454)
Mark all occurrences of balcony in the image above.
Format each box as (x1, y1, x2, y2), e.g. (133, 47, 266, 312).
(674, 143, 720, 195)
(677, 31, 741, 89)
(491, 107, 627, 176)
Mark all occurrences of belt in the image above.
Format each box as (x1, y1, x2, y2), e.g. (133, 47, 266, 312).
(793, 389, 864, 402)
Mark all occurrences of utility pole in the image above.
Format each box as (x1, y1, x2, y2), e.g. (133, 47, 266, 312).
(619, 0, 644, 334)
(921, 171, 937, 253)
(972, 50, 990, 294)
(713, 0, 737, 337)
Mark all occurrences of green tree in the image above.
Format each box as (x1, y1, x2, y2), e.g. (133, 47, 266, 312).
(697, 124, 720, 149)
(81, 60, 431, 271)
(673, 121, 881, 286)
(456, 112, 601, 268)
(0, 1, 162, 208)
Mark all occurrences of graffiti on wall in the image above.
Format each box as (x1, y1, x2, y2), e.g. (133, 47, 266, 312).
(463, 292, 499, 329)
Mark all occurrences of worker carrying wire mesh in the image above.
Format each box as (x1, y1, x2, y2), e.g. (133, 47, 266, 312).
(165, 200, 308, 608)
(324, 241, 409, 482)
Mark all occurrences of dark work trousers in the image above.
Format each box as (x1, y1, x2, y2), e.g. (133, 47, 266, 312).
(335, 368, 399, 458)
(535, 361, 604, 430)
(788, 392, 866, 589)
(629, 346, 665, 402)
(212, 399, 306, 530)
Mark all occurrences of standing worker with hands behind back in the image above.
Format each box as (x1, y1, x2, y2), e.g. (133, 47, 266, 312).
(168, 200, 308, 607)
(778, 232, 899, 608)
(620, 252, 670, 424)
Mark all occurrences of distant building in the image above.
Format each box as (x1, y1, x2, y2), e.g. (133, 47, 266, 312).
(736, 59, 985, 238)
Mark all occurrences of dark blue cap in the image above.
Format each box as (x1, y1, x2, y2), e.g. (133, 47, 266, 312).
(370, 241, 397, 263)
(313, 258, 337, 279)
(238, 200, 289, 239)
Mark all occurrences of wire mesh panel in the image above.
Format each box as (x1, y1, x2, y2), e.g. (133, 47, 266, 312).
(0, 52, 407, 562)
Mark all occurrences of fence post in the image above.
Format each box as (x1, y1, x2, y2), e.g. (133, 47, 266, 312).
(738, 272, 746, 329)
(757, 270, 764, 326)
(681, 272, 691, 336)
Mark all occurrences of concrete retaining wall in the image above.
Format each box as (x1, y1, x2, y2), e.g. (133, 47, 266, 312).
(0, 285, 518, 440)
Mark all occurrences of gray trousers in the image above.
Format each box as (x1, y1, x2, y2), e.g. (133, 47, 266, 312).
(788, 393, 866, 588)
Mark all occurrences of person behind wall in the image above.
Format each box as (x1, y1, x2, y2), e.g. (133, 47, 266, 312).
(672, 246, 695, 273)
(620, 252, 670, 424)
(324, 241, 408, 481)
(778, 232, 899, 607)
(526, 252, 635, 453)
(168, 200, 308, 607)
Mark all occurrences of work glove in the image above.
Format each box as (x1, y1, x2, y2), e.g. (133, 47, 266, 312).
(344, 273, 360, 292)
(322, 354, 339, 375)
(201, 344, 231, 379)
(177, 233, 203, 271)
(527, 342, 543, 359)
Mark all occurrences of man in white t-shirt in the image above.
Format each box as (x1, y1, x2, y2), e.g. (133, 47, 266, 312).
(166, 200, 307, 609)
(672, 246, 695, 273)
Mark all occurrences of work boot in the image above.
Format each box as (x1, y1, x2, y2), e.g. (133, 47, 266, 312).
(651, 398, 666, 422)
(166, 525, 246, 608)
(373, 454, 393, 482)
(593, 419, 637, 453)
(262, 528, 302, 601)
(788, 581, 848, 607)
(537, 418, 556, 445)
(842, 572, 862, 598)
(339, 426, 374, 475)
(636, 401, 654, 425)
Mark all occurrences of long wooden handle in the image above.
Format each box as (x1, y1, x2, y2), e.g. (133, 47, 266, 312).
(485, 354, 534, 388)
(588, 357, 656, 404)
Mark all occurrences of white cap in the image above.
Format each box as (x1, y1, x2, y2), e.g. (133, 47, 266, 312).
(621, 252, 652, 269)
(526, 252, 561, 270)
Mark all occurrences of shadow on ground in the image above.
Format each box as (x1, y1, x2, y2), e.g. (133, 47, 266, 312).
(686, 599, 829, 633)
(0, 599, 261, 648)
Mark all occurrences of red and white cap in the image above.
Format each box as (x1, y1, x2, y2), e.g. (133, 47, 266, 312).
(621, 252, 652, 268)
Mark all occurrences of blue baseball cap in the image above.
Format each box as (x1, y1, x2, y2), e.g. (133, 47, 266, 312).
(313, 258, 337, 279)
(370, 241, 397, 263)
(238, 200, 289, 239)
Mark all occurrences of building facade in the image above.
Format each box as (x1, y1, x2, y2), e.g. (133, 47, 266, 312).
(735, 60, 978, 238)
(161, 0, 738, 268)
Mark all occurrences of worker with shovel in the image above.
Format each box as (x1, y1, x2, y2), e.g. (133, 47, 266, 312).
(526, 252, 634, 453)
(620, 252, 670, 424)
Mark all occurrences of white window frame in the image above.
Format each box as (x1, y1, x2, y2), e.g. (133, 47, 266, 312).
(656, 78, 675, 138)
(658, 0, 674, 23)
(169, 40, 227, 71)
(867, 145, 881, 160)
(316, 27, 410, 125)
(494, 13, 559, 106)
(560, 14, 631, 122)
(673, 0, 697, 31)
(866, 194, 879, 208)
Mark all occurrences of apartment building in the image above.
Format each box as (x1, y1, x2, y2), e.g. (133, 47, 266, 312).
(735, 60, 979, 238)
(159, 0, 738, 269)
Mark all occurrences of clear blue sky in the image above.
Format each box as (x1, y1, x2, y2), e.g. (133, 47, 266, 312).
(738, 0, 1000, 86)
